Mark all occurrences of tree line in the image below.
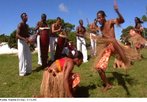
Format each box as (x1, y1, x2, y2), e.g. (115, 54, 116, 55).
(0, 18, 76, 51)
(0, 15, 147, 50)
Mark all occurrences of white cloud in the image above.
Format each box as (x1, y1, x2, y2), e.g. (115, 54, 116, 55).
(59, 3, 68, 13)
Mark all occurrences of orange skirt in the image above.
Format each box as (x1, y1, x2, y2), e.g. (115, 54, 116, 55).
(69, 73, 80, 88)
(96, 48, 112, 71)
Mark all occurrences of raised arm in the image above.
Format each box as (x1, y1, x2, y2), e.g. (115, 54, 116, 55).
(113, 0, 125, 24)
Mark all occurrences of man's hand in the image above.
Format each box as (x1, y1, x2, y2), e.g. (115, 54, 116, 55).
(114, 0, 119, 11)
(113, 0, 124, 24)
(25, 38, 30, 43)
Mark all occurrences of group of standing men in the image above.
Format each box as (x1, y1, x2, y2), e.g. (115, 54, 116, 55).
(16, 12, 89, 77)
(35, 15, 63, 66)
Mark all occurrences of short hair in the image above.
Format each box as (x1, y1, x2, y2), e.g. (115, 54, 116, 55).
(94, 18, 97, 22)
(97, 10, 106, 17)
(41, 13, 47, 18)
(135, 17, 143, 23)
(74, 51, 83, 59)
(79, 19, 83, 23)
(57, 17, 62, 21)
(21, 12, 27, 19)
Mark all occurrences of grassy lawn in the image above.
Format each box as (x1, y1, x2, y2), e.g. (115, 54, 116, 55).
(0, 49, 147, 97)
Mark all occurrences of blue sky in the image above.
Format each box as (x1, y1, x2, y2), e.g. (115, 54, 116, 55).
(0, 0, 147, 39)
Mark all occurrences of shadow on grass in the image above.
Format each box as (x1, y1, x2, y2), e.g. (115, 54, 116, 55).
(32, 66, 43, 72)
(107, 72, 137, 96)
(74, 84, 97, 97)
(141, 57, 147, 60)
(33, 60, 53, 72)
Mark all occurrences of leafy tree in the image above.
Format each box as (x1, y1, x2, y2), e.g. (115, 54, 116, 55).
(143, 28, 147, 38)
(68, 31, 76, 43)
(142, 15, 147, 22)
(8, 30, 17, 48)
(46, 19, 56, 26)
(0, 34, 9, 43)
(120, 26, 133, 43)
(63, 22, 75, 32)
(8, 18, 76, 51)
(46, 19, 75, 32)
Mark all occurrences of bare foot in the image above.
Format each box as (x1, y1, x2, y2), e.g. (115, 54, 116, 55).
(102, 84, 112, 92)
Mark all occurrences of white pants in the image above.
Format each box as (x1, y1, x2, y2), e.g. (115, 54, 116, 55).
(49, 37, 57, 61)
(37, 35, 42, 65)
(76, 36, 88, 62)
(90, 33, 97, 56)
(18, 39, 32, 76)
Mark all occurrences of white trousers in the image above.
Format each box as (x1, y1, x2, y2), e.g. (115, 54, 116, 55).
(90, 33, 97, 56)
(18, 39, 32, 76)
(49, 37, 57, 61)
(37, 35, 42, 65)
(76, 36, 88, 62)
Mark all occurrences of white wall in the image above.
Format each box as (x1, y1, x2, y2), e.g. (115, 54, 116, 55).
(0, 42, 18, 55)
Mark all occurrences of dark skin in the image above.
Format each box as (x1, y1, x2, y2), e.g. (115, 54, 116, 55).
(97, 3, 124, 38)
(51, 19, 62, 34)
(35, 15, 49, 34)
(89, 19, 99, 34)
(34, 14, 50, 67)
(16, 14, 30, 43)
(76, 20, 86, 37)
(96, 45, 115, 92)
(48, 57, 83, 97)
(96, 1, 126, 92)
(134, 17, 144, 36)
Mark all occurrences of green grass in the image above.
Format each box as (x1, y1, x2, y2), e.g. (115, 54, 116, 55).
(0, 49, 147, 97)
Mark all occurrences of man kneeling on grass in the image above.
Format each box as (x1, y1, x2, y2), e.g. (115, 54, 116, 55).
(39, 51, 83, 97)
